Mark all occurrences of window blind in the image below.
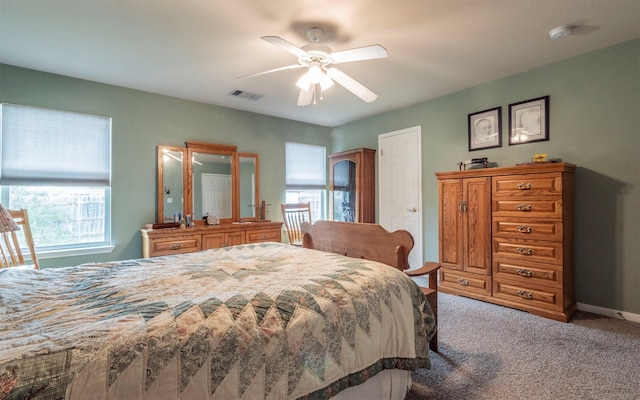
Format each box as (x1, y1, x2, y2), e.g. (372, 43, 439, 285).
(285, 142, 326, 189)
(0, 103, 111, 186)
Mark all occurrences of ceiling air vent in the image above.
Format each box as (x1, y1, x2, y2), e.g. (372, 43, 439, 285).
(228, 89, 264, 101)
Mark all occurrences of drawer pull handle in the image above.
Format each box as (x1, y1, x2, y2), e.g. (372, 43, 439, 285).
(516, 225, 533, 233)
(517, 290, 534, 299)
(458, 200, 467, 214)
(516, 247, 534, 255)
(517, 268, 534, 277)
(517, 182, 532, 190)
(457, 278, 470, 286)
(516, 203, 533, 211)
(170, 243, 183, 250)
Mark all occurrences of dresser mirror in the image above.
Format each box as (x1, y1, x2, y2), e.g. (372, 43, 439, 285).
(238, 153, 260, 220)
(157, 142, 260, 224)
(157, 145, 187, 223)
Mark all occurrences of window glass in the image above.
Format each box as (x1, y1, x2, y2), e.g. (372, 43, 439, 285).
(0, 103, 111, 253)
(285, 142, 326, 220)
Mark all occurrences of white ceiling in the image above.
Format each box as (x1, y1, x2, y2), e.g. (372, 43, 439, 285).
(1, 1, 639, 127)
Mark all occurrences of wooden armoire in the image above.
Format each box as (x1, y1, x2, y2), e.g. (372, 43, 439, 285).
(328, 148, 376, 223)
(437, 162, 575, 322)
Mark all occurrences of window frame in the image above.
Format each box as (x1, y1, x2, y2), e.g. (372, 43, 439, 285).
(284, 142, 327, 221)
(0, 103, 114, 258)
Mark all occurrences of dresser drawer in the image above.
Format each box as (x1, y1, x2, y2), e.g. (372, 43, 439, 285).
(493, 238, 563, 264)
(246, 228, 281, 243)
(493, 173, 562, 196)
(493, 279, 562, 311)
(440, 269, 491, 296)
(149, 236, 201, 256)
(492, 217, 563, 241)
(493, 258, 561, 287)
(492, 197, 563, 218)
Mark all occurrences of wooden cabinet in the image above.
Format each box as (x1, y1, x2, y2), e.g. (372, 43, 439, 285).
(202, 231, 245, 249)
(437, 163, 575, 322)
(438, 177, 492, 295)
(141, 222, 282, 258)
(328, 148, 376, 223)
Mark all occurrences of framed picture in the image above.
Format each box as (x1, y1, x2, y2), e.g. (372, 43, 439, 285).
(509, 96, 549, 145)
(468, 107, 502, 151)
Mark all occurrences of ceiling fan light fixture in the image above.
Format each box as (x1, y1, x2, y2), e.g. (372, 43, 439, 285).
(307, 65, 324, 83)
(319, 74, 334, 91)
(296, 73, 311, 91)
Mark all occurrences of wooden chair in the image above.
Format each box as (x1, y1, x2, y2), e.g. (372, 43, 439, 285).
(0, 208, 40, 269)
(301, 220, 440, 351)
(281, 202, 312, 246)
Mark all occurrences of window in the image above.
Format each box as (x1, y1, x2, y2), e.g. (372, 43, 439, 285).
(0, 103, 112, 257)
(285, 142, 326, 221)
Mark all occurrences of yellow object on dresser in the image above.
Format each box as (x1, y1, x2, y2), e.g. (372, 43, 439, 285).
(141, 221, 282, 258)
(437, 162, 575, 322)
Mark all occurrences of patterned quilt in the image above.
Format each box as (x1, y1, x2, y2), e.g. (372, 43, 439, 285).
(0, 243, 435, 400)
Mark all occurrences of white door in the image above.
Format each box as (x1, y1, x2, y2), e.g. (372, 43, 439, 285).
(202, 173, 232, 218)
(378, 126, 422, 269)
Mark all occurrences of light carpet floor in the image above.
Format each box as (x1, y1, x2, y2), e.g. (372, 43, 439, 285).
(406, 293, 640, 400)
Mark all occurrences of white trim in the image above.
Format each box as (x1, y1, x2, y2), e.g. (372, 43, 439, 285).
(37, 245, 116, 260)
(577, 302, 640, 324)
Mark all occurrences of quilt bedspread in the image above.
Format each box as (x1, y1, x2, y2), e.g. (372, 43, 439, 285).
(0, 242, 435, 400)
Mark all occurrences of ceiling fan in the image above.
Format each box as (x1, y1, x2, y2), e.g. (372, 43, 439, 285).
(240, 27, 388, 106)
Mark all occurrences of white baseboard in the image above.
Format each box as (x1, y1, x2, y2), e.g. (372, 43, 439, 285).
(577, 302, 640, 323)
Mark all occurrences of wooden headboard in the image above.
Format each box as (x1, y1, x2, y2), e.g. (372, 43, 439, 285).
(300, 220, 414, 271)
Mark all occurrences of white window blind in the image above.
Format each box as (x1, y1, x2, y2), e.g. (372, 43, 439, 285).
(0, 103, 111, 186)
(285, 142, 326, 189)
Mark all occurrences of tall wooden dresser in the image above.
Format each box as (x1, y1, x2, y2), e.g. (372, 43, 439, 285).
(437, 162, 575, 322)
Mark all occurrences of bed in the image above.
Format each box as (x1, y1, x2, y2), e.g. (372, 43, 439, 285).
(0, 227, 435, 400)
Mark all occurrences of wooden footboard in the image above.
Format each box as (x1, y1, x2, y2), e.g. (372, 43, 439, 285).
(300, 220, 413, 271)
(301, 220, 441, 351)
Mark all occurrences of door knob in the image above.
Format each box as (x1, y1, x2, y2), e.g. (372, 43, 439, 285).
(407, 207, 417, 213)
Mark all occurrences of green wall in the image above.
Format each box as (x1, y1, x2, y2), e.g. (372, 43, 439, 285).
(1, 39, 638, 314)
(333, 39, 640, 314)
(0, 64, 332, 266)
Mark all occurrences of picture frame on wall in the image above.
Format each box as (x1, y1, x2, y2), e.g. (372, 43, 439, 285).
(509, 96, 549, 145)
(468, 107, 502, 151)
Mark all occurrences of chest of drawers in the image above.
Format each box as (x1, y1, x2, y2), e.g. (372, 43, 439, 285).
(437, 163, 575, 322)
(141, 221, 283, 258)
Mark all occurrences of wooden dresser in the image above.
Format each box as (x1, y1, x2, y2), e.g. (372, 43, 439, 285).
(437, 162, 575, 322)
(141, 221, 282, 258)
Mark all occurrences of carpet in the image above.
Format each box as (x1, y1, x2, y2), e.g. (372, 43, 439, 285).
(407, 293, 640, 400)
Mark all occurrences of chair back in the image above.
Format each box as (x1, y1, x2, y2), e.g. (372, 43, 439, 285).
(281, 202, 312, 246)
(0, 208, 40, 269)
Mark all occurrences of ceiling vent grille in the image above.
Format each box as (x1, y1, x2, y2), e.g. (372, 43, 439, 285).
(228, 89, 264, 101)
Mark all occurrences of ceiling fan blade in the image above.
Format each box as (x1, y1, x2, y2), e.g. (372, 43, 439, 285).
(261, 36, 308, 58)
(297, 85, 315, 106)
(330, 45, 388, 64)
(327, 68, 378, 103)
(237, 64, 304, 79)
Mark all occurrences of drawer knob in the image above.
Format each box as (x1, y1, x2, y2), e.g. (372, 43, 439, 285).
(457, 278, 470, 286)
(516, 247, 534, 255)
(516, 225, 533, 233)
(170, 243, 183, 250)
(517, 268, 534, 277)
(516, 203, 533, 211)
(517, 290, 534, 299)
(517, 182, 533, 190)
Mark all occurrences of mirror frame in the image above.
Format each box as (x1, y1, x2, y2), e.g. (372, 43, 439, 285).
(185, 141, 238, 223)
(236, 152, 260, 221)
(157, 145, 188, 223)
(157, 141, 261, 224)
